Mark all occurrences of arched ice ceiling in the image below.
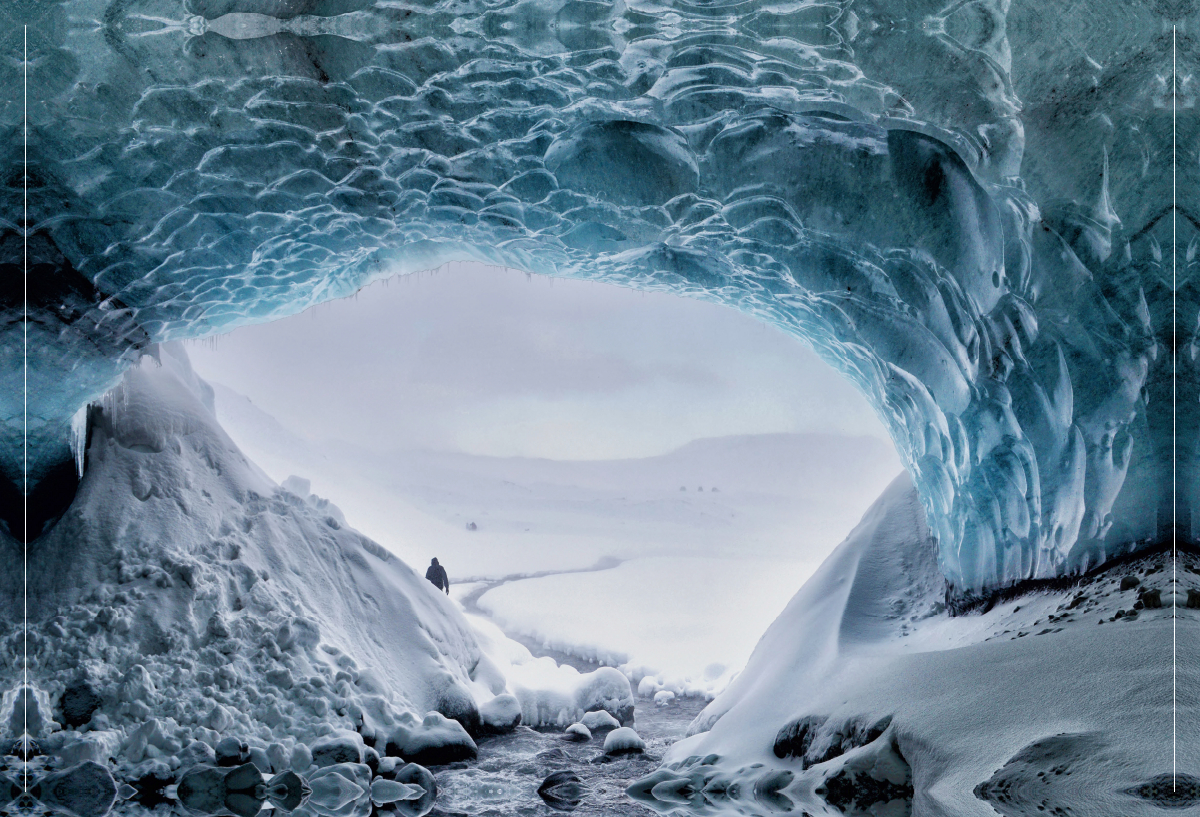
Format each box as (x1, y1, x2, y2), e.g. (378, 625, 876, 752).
(0, 0, 1196, 593)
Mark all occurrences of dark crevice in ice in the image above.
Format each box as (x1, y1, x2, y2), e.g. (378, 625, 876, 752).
(946, 535, 1200, 616)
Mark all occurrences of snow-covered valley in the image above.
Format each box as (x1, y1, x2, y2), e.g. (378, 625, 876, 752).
(207, 376, 902, 697)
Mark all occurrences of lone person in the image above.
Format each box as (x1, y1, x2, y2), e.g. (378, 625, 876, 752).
(425, 557, 450, 594)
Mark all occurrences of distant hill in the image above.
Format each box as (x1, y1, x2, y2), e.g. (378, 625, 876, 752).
(211, 381, 905, 575)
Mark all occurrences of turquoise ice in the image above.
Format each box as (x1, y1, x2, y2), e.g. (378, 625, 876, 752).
(0, 0, 1192, 594)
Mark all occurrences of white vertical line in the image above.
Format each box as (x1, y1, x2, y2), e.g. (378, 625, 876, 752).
(1172, 23, 1177, 791)
(21, 23, 28, 790)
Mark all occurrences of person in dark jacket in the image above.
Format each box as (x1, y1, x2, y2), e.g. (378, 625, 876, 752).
(425, 558, 450, 594)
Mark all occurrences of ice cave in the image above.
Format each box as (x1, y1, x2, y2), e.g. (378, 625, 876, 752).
(0, 0, 1197, 814)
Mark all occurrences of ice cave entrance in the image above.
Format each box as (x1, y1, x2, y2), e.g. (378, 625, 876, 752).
(185, 261, 903, 698)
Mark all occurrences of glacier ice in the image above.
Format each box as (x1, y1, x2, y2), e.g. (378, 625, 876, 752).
(1, 0, 1191, 594)
(1, 1, 1191, 809)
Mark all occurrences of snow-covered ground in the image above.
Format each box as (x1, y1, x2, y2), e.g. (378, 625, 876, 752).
(475, 557, 822, 696)
(628, 474, 1198, 816)
(208, 383, 901, 696)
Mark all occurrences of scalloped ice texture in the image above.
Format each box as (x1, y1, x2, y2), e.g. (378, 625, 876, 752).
(0, 0, 1194, 592)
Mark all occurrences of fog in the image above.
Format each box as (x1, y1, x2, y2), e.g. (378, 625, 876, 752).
(188, 262, 894, 460)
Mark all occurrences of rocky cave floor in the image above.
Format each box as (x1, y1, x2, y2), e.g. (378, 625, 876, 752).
(430, 696, 708, 817)
(4, 547, 1195, 817)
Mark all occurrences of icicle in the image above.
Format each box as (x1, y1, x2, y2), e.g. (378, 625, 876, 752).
(70, 405, 89, 478)
(1092, 147, 1121, 232)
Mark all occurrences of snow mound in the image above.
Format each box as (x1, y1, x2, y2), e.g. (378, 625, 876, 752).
(19, 344, 635, 782)
(629, 473, 1195, 816)
(462, 613, 635, 729)
(580, 710, 621, 733)
(478, 694, 522, 734)
(563, 723, 591, 742)
(603, 727, 645, 755)
(385, 712, 477, 766)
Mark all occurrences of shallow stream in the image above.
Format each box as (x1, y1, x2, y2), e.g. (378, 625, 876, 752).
(431, 695, 707, 817)
(431, 593, 706, 817)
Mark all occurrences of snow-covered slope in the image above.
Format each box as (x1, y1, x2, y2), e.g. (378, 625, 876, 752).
(630, 474, 1198, 816)
(209, 381, 902, 577)
(15, 345, 634, 772)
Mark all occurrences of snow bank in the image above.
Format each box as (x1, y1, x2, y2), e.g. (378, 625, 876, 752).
(463, 613, 634, 728)
(476, 555, 820, 696)
(629, 473, 1196, 816)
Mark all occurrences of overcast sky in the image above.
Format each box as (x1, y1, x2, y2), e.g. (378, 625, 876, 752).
(187, 263, 895, 460)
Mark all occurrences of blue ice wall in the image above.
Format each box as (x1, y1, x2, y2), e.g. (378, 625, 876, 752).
(1, 0, 1195, 592)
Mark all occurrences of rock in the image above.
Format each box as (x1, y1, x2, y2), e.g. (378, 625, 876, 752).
(538, 770, 588, 811)
(1188, 589, 1200, 610)
(385, 713, 477, 766)
(57, 731, 121, 766)
(207, 612, 231, 640)
(562, 723, 591, 742)
(265, 770, 309, 812)
(363, 745, 380, 774)
(1119, 575, 1141, 591)
(306, 763, 371, 816)
(654, 690, 676, 706)
(182, 740, 216, 766)
(122, 719, 173, 764)
(435, 683, 482, 737)
(311, 731, 364, 767)
(290, 743, 313, 772)
(215, 736, 250, 767)
(1139, 589, 1163, 609)
(266, 743, 289, 774)
(574, 668, 635, 725)
(59, 682, 104, 728)
(1126, 773, 1200, 809)
(580, 710, 620, 733)
(602, 727, 645, 755)
(131, 760, 174, 806)
(224, 764, 270, 817)
(369, 778, 425, 804)
(249, 747, 272, 773)
(205, 704, 232, 732)
(37, 761, 118, 817)
(177, 765, 226, 815)
(389, 763, 437, 817)
(479, 694, 522, 735)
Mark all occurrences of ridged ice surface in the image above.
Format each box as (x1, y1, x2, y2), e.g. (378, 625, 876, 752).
(1, 0, 1195, 591)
